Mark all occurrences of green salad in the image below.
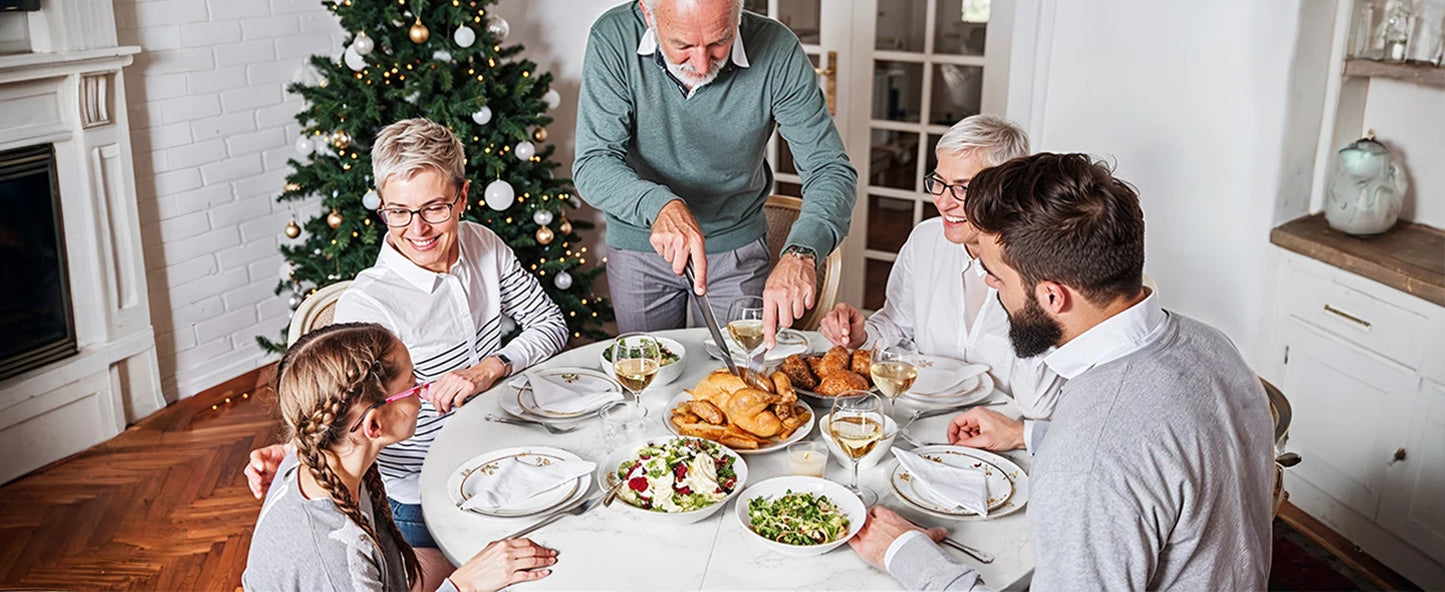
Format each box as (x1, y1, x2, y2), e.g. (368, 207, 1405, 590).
(616, 438, 738, 513)
(602, 342, 680, 365)
(747, 491, 851, 546)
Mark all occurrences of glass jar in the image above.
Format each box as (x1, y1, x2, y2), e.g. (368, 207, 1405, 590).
(1406, 0, 1444, 64)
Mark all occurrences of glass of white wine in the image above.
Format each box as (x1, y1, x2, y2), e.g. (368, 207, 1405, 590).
(871, 340, 919, 414)
(828, 392, 886, 505)
(727, 295, 766, 369)
(612, 333, 661, 401)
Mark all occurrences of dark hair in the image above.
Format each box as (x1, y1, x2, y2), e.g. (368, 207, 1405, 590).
(964, 152, 1145, 305)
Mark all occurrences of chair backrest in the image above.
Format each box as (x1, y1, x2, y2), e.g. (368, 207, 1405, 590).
(761, 195, 842, 331)
(286, 280, 352, 347)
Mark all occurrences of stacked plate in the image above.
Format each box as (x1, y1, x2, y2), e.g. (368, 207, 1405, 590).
(899, 355, 994, 408)
(889, 445, 1029, 521)
(447, 446, 591, 517)
(498, 367, 623, 424)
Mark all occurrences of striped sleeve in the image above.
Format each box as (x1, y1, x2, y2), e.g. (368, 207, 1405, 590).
(492, 253, 567, 371)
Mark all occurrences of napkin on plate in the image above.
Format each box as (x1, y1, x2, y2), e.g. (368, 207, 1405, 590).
(891, 448, 990, 517)
(913, 362, 991, 395)
(513, 371, 621, 414)
(460, 456, 597, 513)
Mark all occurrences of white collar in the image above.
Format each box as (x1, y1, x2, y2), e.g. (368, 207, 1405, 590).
(378, 234, 462, 293)
(637, 25, 750, 69)
(1043, 290, 1166, 380)
(959, 242, 985, 276)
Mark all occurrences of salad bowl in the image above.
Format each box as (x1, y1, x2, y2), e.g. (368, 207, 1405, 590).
(598, 336, 687, 387)
(735, 476, 867, 557)
(595, 436, 748, 524)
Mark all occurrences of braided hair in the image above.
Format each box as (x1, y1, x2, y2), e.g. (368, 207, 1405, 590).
(275, 322, 421, 587)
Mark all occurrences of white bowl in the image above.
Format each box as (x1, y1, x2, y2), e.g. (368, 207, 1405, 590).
(734, 476, 867, 557)
(819, 412, 898, 471)
(598, 336, 687, 388)
(594, 436, 748, 524)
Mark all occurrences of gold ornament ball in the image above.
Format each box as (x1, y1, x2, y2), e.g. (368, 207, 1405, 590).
(558, 217, 572, 235)
(284, 220, 301, 238)
(532, 127, 548, 142)
(409, 19, 430, 44)
(326, 209, 344, 229)
(535, 226, 555, 245)
(284, 182, 302, 193)
(331, 130, 350, 149)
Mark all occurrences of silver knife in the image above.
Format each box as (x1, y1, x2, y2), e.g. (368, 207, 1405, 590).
(502, 495, 603, 540)
(684, 262, 741, 377)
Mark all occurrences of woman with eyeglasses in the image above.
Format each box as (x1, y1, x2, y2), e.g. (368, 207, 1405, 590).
(243, 323, 557, 592)
(818, 114, 1058, 421)
(245, 119, 568, 591)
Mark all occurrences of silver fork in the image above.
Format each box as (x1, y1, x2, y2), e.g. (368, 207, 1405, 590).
(485, 414, 581, 434)
(940, 537, 995, 564)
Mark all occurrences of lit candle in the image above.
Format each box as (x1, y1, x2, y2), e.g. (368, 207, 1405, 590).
(787, 442, 828, 478)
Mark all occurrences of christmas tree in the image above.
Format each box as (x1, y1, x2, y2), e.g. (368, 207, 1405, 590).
(259, 0, 613, 353)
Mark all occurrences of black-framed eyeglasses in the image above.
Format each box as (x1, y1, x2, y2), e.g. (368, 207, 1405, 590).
(376, 186, 463, 228)
(348, 382, 427, 433)
(923, 172, 968, 202)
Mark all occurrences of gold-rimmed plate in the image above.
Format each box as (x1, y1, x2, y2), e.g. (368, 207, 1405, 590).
(890, 445, 1029, 521)
(448, 446, 584, 518)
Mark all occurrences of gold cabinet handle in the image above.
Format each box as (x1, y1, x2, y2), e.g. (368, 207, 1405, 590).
(1322, 304, 1372, 330)
(813, 50, 838, 116)
(1388, 447, 1407, 465)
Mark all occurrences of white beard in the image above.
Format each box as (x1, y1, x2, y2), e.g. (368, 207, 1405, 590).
(664, 53, 729, 90)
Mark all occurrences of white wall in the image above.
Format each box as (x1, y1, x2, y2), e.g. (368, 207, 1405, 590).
(1358, 80, 1445, 227)
(1021, 0, 1333, 364)
(116, 0, 344, 400)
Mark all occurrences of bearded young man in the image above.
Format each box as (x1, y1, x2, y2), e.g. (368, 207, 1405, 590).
(848, 153, 1275, 591)
(573, 0, 857, 348)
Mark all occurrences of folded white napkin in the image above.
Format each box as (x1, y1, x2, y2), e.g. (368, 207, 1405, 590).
(913, 361, 991, 395)
(513, 371, 621, 414)
(892, 448, 990, 517)
(460, 456, 596, 513)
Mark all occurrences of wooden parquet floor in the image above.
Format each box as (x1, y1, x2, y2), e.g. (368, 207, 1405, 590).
(0, 364, 281, 591)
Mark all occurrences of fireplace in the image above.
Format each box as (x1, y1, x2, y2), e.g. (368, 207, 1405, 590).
(0, 145, 77, 381)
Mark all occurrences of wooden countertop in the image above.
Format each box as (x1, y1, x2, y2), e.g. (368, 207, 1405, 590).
(1271, 213, 1445, 307)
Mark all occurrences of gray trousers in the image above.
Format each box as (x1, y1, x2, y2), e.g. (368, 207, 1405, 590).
(606, 238, 771, 333)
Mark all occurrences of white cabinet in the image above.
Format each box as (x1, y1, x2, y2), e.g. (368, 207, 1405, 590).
(1380, 378, 1445, 563)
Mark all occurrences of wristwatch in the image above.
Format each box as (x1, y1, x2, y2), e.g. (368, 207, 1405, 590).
(782, 244, 817, 262)
(493, 352, 513, 376)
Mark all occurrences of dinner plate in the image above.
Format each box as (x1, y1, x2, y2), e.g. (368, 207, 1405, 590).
(516, 367, 623, 419)
(448, 446, 586, 518)
(663, 392, 815, 455)
(911, 356, 989, 396)
(500, 367, 620, 423)
(898, 372, 994, 408)
(703, 328, 810, 363)
(890, 445, 1029, 521)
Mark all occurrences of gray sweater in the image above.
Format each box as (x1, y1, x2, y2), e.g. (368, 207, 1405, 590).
(891, 313, 1275, 590)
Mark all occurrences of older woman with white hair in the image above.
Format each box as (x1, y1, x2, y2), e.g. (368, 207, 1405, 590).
(820, 114, 1057, 419)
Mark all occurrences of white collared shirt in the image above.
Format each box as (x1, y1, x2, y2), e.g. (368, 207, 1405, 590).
(334, 221, 567, 503)
(636, 23, 749, 98)
(864, 219, 1057, 419)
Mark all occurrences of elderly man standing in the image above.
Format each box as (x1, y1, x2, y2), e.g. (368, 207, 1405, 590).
(574, 0, 857, 347)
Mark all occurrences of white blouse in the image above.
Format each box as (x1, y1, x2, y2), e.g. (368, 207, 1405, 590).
(863, 218, 1058, 419)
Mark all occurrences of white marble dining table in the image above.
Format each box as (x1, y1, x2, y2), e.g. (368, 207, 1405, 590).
(420, 328, 1036, 590)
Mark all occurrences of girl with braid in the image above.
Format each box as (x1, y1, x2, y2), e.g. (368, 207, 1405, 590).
(243, 323, 558, 592)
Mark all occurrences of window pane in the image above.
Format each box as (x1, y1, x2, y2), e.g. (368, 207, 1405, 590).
(934, 0, 989, 56)
(865, 258, 894, 310)
(876, 0, 927, 52)
(778, 0, 820, 44)
(872, 60, 923, 123)
(922, 201, 940, 221)
(867, 195, 915, 253)
(867, 129, 920, 190)
(929, 63, 983, 126)
(925, 133, 944, 173)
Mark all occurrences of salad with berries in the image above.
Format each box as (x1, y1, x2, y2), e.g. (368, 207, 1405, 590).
(614, 438, 739, 512)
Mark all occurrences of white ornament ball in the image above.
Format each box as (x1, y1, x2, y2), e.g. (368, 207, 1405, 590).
(295, 136, 314, 156)
(362, 189, 381, 210)
(484, 179, 515, 211)
(313, 248, 323, 255)
(471, 106, 493, 125)
(500, 314, 517, 335)
(279, 261, 295, 281)
(532, 210, 554, 226)
(405, 91, 420, 104)
(554, 271, 573, 290)
(485, 15, 510, 43)
(542, 89, 561, 110)
(344, 46, 366, 72)
(453, 25, 476, 48)
(431, 49, 452, 62)
(353, 32, 375, 55)
(514, 141, 535, 161)
(288, 293, 304, 309)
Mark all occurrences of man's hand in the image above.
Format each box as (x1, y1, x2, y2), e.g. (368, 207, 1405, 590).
(448, 538, 557, 592)
(650, 199, 707, 295)
(947, 407, 1026, 451)
(245, 443, 291, 499)
(761, 251, 817, 349)
(819, 303, 866, 349)
(426, 357, 507, 415)
(848, 506, 947, 571)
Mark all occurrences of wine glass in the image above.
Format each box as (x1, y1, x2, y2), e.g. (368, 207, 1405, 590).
(727, 295, 766, 371)
(871, 340, 919, 416)
(611, 333, 661, 402)
(828, 392, 886, 505)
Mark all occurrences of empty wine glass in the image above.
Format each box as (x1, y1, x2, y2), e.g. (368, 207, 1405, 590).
(828, 392, 886, 505)
(611, 333, 660, 402)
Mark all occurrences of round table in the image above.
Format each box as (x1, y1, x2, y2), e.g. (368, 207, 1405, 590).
(420, 328, 1036, 590)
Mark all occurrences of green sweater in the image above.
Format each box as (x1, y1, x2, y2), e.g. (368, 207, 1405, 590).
(573, 2, 857, 256)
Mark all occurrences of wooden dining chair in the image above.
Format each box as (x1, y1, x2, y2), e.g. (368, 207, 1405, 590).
(761, 195, 842, 332)
(285, 280, 352, 346)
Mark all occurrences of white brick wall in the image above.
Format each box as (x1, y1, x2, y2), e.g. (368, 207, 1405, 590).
(118, 0, 343, 400)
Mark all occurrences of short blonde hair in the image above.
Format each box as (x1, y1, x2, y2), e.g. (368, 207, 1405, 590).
(935, 114, 1029, 167)
(371, 118, 466, 196)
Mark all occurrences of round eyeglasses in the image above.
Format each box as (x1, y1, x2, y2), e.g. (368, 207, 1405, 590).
(923, 173, 968, 202)
(376, 186, 463, 228)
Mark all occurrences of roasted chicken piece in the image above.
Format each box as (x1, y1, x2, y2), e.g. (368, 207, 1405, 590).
(850, 348, 873, 377)
(686, 400, 726, 425)
(770, 372, 798, 421)
(780, 355, 818, 390)
(815, 370, 869, 396)
(722, 387, 783, 438)
(817, 346, 851, 376)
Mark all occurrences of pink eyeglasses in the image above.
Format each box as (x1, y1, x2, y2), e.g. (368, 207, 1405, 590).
(349, 382, 428, 433)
